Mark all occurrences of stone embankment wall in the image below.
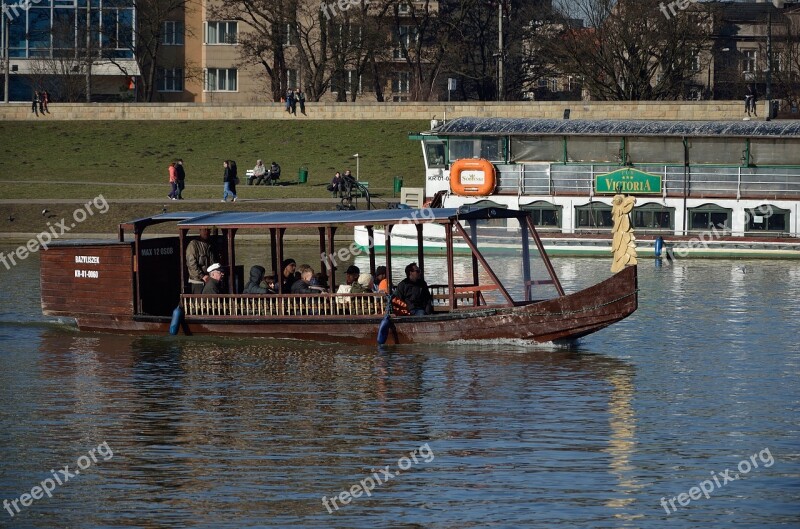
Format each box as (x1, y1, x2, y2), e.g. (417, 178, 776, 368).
(0, 101, 749, 121)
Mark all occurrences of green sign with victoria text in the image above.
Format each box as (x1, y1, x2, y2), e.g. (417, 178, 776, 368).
(595, 168, 662, 194)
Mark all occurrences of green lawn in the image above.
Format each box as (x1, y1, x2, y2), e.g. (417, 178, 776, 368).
(0, 120, 429, 199)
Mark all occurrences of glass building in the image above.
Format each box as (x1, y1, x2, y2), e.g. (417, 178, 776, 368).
(1, 0, 138, 101)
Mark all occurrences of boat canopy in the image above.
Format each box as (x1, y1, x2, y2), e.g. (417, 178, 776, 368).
(432, 117, 800, 139)
(172, 207, 523, 229)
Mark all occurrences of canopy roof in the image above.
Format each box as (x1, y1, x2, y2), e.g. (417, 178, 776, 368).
(171, 207, 524, 228)
(431, 117, 800, 139)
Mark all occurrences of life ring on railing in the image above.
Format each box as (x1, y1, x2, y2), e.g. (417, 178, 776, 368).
(449, 158, 497, 196)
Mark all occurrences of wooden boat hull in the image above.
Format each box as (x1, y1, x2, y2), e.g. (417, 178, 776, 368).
(70, 266, 638, 345)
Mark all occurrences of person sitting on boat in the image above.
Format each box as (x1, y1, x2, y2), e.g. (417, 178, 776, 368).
(244, 265, 271, 294)
(291, 265, 324, 294)
(395, 262, 432, 316)
(350, 272, 373, 294)
(280, 259, 297, 293)
(186, 228, 216, 294)
(375, 266, 389, 293)
(202, 263, 226, 294)
(343, 265, 361, 289)
(248, 160, 267, 185)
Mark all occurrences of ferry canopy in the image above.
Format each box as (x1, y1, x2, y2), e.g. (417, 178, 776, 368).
(172, 207, 525, 229)
(432, 117, 800, 139)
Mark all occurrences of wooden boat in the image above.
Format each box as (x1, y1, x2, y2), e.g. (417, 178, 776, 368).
(40, 207, 638, 344)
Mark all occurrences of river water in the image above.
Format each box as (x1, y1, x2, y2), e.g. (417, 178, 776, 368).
(0, 242, 798, 528)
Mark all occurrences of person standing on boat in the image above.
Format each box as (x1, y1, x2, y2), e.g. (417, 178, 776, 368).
(186, 228, 217, 294)
(202, 263, 226, 294)
(395, 262, 433, 316)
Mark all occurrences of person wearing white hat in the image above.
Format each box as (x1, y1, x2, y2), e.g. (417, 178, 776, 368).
(202, 263, 225, 294)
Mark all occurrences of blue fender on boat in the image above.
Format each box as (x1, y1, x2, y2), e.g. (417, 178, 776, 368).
(655, 236, 664, 257)
(377, 313, 391, 345)
(169, 305, 184, 335)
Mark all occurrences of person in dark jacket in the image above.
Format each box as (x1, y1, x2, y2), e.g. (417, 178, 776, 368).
(280, 258, 297, 293)
(244, 265, 271, 294)
(291, 265, 323, 294)
(175, 159, 186, 199)
(221, 160, 238, 202)
(394, 262, 432, 315)
(202, 263, 226, 294)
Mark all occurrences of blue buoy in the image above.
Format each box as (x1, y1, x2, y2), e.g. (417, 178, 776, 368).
(377, 314, 391, 345)
(169, 305, 184, 335)
(655, 236, 664, 257)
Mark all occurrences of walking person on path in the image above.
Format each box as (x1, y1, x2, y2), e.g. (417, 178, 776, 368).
(285, 89, 294, 114)
(167, 162, 178, 200)
(42, 91, 50, 114)
(175, 159, 186, 199)
(32, 91, 40, 116)
(221, 160, 238, 202)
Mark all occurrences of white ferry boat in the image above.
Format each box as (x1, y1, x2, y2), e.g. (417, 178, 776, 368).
(355, 117, 800, 258)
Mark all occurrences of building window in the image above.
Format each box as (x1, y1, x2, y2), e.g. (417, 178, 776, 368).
(205, 68, 237, 91)
(392, 72, 410, 94)
(206, 21, 237, 44)
(157, 68, 183, 92)
(688, 204, 731, 231)
(746, 205, 788, 233)
(393, 25, 416, 59)
(743, 50, 757, 74)
(550, 79, 558, 92)
(346, 70, 361, 94)
(690, 52, 700, 72)
(284, 23, 296, 46)
(575, 202, 613, 230)
(521, 201, 562, 229)
(163, 21, 184, 45)
(632, 203, 674, 230)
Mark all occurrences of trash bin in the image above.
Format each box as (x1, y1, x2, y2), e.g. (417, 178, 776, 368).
(393, 176, 403, 195)
(298, 166, 308, 184)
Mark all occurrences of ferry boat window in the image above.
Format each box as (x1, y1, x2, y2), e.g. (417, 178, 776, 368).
(632, 203, 674, 230)
(688, 204, 731, 231)
(749, 140, 800, 166)
(521, 202, 562, 228)
(449, 138, 504, 162)
(511, 137, 563, 162)
(746, 205, 789, 233)
(626, 138, 684, 164)
(567, 137, 622, 163)
(688, 139, 746, 165)
(425, 142, 446, 168)
(575, 203, 612, 230)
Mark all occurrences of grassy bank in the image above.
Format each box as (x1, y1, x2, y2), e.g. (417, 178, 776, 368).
(0, 120, 428, 199)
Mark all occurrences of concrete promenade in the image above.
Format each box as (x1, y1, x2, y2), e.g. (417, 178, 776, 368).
(0, 100, 748, 121)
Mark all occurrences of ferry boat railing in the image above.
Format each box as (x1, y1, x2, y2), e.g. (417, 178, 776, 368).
(429, 284, 502, 311)
(496, 163, 800, 199)
(181, 292, 386, 318)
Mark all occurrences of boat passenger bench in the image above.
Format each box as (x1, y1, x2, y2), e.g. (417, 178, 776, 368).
(430, 284, 498, 312)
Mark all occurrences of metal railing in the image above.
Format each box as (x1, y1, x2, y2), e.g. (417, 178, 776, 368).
(494, 163, 800, 198)
(182, 292, 386, 318)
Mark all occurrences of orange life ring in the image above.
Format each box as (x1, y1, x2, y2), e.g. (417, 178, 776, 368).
(449, 158, 497, 196)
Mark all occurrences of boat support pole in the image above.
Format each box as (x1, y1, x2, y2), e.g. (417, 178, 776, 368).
(453, 222, 515, 306)
(525, 216, 565, 296)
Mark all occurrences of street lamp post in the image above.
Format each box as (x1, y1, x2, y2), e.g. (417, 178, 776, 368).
(352, 153, 359, 181)
(497, 0, 503, 102)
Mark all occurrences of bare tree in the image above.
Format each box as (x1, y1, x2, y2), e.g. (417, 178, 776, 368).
(546, 0, 714, 101)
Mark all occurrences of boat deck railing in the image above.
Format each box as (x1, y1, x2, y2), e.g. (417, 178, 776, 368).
(494, 163, 800, 199)
(182, 292, 387, 318)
